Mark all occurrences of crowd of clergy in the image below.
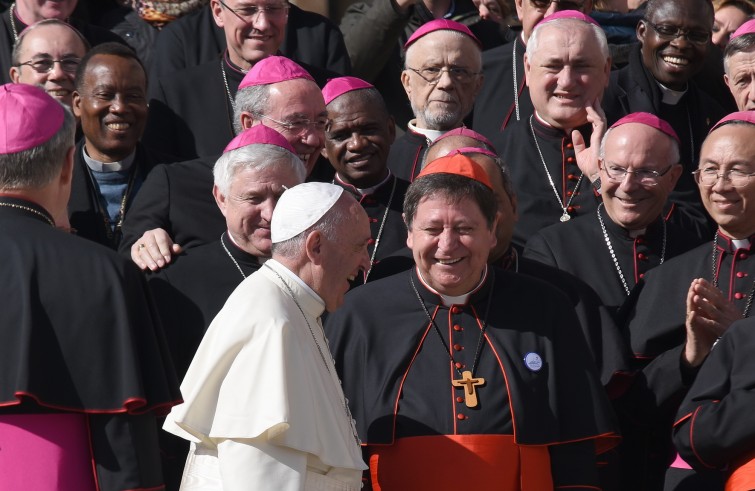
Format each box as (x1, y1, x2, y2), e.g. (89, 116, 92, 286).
(4, 0, 755, 490)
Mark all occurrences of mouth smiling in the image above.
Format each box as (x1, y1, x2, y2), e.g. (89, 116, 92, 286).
(437, 257, 463, 265)
(661, 55, 690, 67)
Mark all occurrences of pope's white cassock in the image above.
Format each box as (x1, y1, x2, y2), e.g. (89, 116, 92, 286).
(163, 259, 367, 491)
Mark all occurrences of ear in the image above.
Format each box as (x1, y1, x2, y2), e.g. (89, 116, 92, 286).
(473, 72, 485, 99)
(387, 116, 397, 145)
(490, 212, 501, 249)
(637, 20, 647, 44)
(724, 73, 731, 90)
(401, 69, 412, 98)
(71, 91, 82, 118)
(240, 111, 255, 130)
(60, 146, 75, 187)
(210, 0, 225, 27)
(523, 53, 532, 88)
(305, 229, 325, 265)
(8, 66, 20, 83)
(320, 145, 329, 159)
(509, 194, 519, 221)
(212, 184, 229, 218)
(404, 213, 414, 248)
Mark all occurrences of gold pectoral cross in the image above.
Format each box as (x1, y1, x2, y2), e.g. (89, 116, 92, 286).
(452, 370, 486, 408)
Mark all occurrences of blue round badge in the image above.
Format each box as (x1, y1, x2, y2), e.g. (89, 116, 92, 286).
(523, 352, 543, 372)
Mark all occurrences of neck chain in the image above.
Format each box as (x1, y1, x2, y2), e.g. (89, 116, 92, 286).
(220, 59, 236, 112)
(686, 105, 695, 166)
(711, 230, 755, 317)
(221, 233, 247, 279)
(9, 3, 18, 42)
(83, 157, 136, 247)
(364, 176, 397, 282)
(408, 273, 493, 381)
(0, 201, 54, 226)
(597, 203, 666, 296)
(529, 115, 584, 222)
(512, 40, 520, 122)
(263, 263, 361, 446)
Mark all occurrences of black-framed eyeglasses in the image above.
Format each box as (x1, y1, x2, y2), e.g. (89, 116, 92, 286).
(405, 66, 480, 85)
(643, 19, 711, 45)
(255, 113, 328, 135)
(217, 0, 289, 23)
(693, 168, 755, 187)
(529, 0, 585, 11)
(600, 160, 674, 186)
(17, 57, 80, 74)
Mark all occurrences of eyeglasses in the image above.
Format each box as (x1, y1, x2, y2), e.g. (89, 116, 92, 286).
(17, 57, 80, 74)
(643, 20, 711, 45)
(217, 0, 289, 23)
(601, 161, 674, 186)
(529, 0, 585, 10)
(405, 66, 480, 85)
(255, 113, 328, 135)
(693, 168, 755, 187)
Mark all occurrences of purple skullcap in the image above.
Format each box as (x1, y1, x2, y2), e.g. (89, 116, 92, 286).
(435, 127, 497, 152)
(536, 10, 601, 29)
(0, 83, 64, 154)
(322, 76, 374, 105)
(610, 112, 680, 143)
(731, 19, 755, 41)
(418, 153, 493, 189)
(404, 19, 482, 50)
(238, 55, 314, 90)
(223, 125, 296, 154)
(448, 147, 499, 159)
(710, 111, 755, 133)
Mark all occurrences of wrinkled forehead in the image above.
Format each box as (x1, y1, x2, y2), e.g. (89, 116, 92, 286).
(405, 30, 481, 64)
(19, 24, 87, 57)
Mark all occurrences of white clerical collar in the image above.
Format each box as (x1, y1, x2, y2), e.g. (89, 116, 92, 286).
(656, 81, 688, 105)
(417, 266, 489, 306)
(335, 171, 392, 196)
(407, 120, 446, 143)
(83, 145, 136, 172)
(733, 238, 751, 250)
(266, 259, 325, 309)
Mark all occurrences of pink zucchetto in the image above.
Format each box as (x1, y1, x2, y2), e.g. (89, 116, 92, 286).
(404, 19, 482, 50)
(710, 111, 755, 133)
(447, 147, 499, 159)
(238, 55, 314, 90)
(0, 84, 64, 154)
(610, 112, 680, 143)
(223, 125, 296, 154)
(417, 153, 493, 189)
(434, 127, 497, 152)
(322, 76, 375, 105)
(536, 10, 600, 28)
(731, 19, 755, 41)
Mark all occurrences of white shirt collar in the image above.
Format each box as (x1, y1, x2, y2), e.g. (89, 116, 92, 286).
(407, 120, 446, 143)
(82, 145, 136, 172)
(656, 81, 688, 105)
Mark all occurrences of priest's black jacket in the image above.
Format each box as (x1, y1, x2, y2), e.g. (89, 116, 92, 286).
(68, 140, 169, 250)
(615, 231, 755, 490)
(0, 6, 125, 84)
(148, 4, 351, 83)
(325, 266, 619, 488)
(472, 35, 534, 140)
(119, 155, 225, 255)
(602, 45, 725, 241)
(387, 129, 430, 182)
(0, 196, 181, 490)
(497, 115, 599, 248)
(672, 316, 755, 489)
(524, 204, 703, 313)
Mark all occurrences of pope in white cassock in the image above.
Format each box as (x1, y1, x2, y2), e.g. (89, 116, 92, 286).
(163, 182, 372, 490)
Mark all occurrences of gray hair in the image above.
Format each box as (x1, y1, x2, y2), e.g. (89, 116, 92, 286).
(272, 195, 352, 259)
(527, 18, 609, 60)
(233, 84, 271, 135)
(404, 30, 482, 71)
(0, 104, 76, 188)
(724, 33, 755, 75)
(599, 125, 681, 165)
(12, 19, 89, 67)
(213, 143, 306, 196)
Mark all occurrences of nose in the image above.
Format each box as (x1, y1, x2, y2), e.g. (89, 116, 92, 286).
(346, 132, 368, 151)
(46, 61, 67, 81)
(746, 80, 755, 108)
(557, 66, 577, 89)
(437, 228, 459, 253)
(260, 198, 275, 223)
(251, 9, 271, 29)
(109, 94, 127, 113)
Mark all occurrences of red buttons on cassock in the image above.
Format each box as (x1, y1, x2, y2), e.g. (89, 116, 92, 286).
(368, 238, 376, 245)
(369, 217, 378, 223)
(739, 252, 749, 260)
(567, 206, 575, 213)
(457, 413, 466, 420)
(451, 306, 461, 314)
(566, 191, 573, 197)
(453, 344, 463, 351)
(738, 272, 748, 278)
(566, 157, 575, 163)
(456, 397, 464, 403)
(636, 237, 645, 245)
(453, 324, 462, 332)
(735, 292, 745, 300)
(455, 362, 464, 369)
(637, 253, 647, 261)
(566, 142, 574, 149)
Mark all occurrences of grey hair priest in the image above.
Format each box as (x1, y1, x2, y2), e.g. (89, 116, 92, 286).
(164, 182, 371, 489)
